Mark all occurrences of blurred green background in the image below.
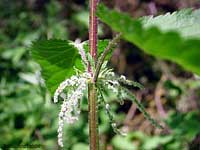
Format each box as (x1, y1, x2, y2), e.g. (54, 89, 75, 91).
(0, 0, 200, 150)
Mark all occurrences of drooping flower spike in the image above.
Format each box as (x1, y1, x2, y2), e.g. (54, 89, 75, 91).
(57, 75, 88, 147)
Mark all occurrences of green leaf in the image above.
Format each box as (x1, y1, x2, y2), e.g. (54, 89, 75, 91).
(97, 4, 200, 75)
(142, 136, 173, 150)
(112, 135, 136, 150)
(30, 39, 84, 95)
(72, 143, 89, 150)
(166, 111, 200, 141)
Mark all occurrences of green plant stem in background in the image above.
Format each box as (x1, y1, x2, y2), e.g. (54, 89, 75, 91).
(88, 0, 99, 149)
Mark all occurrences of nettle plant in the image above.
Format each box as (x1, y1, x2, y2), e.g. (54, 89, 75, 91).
(30, 1, 200, 149)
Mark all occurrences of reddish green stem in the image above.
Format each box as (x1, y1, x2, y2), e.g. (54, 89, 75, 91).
(88, 0, 99, 150)
(88, 83, 98, 150)
(89, 0, 98, 64)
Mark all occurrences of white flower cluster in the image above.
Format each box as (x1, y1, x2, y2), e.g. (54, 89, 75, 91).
(54, 73, 91, 103)
(54, 73, 91, 147)
(104, 80, 119, 93)
(99, 68, 120, 93)
(54, 76, 77, 103)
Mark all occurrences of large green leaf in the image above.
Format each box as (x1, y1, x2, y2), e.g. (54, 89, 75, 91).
(97, 4, 200, 75)
(30, 39, 84, 95)
(30, 39, 111, 95)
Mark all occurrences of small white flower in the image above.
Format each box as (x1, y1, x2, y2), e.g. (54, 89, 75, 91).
(106, 104, 110, 110)
(107, 83, 118, 93)
(120, 75, 126, 80)
(77, 110, 81, 114)
(111, 123, 117, 128)
(109, 72, 115, 77)
(58, 137, 63, 147)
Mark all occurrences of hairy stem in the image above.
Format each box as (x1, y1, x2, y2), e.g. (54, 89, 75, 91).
(88, 0, 99, 149)
(88, 83, 99, 150)
(89, 0, 98, 64)
(94, 33, 122, 82)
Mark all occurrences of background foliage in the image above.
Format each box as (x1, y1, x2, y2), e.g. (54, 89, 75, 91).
(0, 0, 200, 150)
(97, 4, 200, 75)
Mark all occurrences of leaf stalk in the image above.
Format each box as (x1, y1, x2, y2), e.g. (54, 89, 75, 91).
(94, 33, 122, 82)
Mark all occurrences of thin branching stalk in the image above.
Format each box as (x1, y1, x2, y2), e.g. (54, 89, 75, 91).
(94, 33, 122, 82)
